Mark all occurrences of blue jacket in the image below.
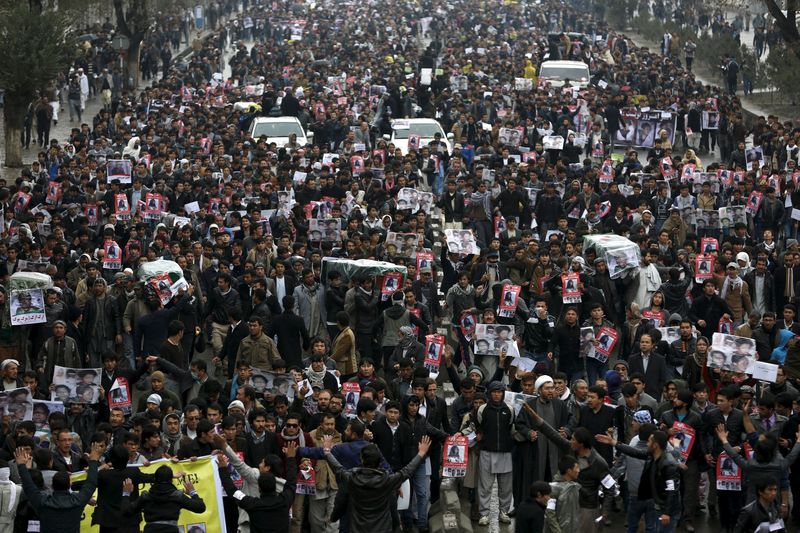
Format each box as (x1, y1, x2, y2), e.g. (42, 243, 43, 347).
(298, 438, 392, 471)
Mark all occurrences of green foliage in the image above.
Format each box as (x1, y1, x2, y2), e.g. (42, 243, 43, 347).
(764, 46, 800, 102)
(0, 5, 74, 103)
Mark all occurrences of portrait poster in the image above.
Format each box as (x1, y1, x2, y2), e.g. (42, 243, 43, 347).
(10, 288, 46, 326)
(50, 366, 101, 404)
(442, 435, 468, 478)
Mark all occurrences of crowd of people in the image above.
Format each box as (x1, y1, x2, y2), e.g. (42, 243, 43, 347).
(0, 0, 799, 532)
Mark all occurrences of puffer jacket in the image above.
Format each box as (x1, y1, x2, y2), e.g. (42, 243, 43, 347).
(121, 480, 206, 533)
(325, 450, 423, 533)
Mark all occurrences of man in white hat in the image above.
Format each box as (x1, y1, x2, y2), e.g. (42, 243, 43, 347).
(512, 374, 573, 512)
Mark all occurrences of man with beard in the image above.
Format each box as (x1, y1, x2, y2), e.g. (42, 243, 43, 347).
(514, 375, 573, 514)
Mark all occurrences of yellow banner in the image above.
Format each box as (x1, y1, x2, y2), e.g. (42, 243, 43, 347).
(71, 456, 226, 533)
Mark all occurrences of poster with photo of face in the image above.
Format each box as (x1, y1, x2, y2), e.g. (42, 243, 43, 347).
(709, 333, 757, 373)
(474, 324, 519, 357)
(50, 366, 102, 404)
(605, 248, 639, 279)
(386, 232, 420, 257)
(445, 229, 481, 255)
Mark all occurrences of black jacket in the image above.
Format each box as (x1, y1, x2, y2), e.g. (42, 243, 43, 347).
(218, 457, 296, 533)
(354, 288, 380, 334)
(267, 312, 311, 368)
(477, 400, 515, 453)
(628, 353, 670, 399)
(549, 321, 581, 374)
(19, 460, 98, 533)
(372, 417, 415, 470)
(734, 499, 785, 533)
(325, 449, 423, 533)
(616, 443, 681, 517)
(122, 478, 206, 533)
(245, 430, 279, 468)
(515, 498, 546, 533)
(93, 466, 155, 527)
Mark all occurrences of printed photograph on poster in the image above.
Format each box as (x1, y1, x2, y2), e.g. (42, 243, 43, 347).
(498, 284, 520, 318)
(0, 387, 33, 423)
(635, 120, 656, 147)
(745, 146, 764, 171)
(708, 333, 757, 373)
(396, 188, 420, 212)
(503, 391, 535, 415)
(107, 159, 132, 184)
(342, 382, 361, 418)
(442, 435, 468, 478)
(381, 272, 403, 299)
(460, 313, 477, 341)
(562, 272, 581, 303)
(424, 335, 445, 374)
(50, 366, 102, 404)
(700, 237, 719, 254)
(149, 273, 174, 305)
(716, 452, 741, 491)
(103, 241, 122, 270)
(115, 194, 131, 219)
(701, 111, 719, 130)
(606, 248, 639, 279)
(386, 232, 419, 257)
(417, 192, 434, 214)
(745, 191, 763, 216)
(593, 326, 618, 361)
(580, 327, 596, 359)
(474, 324, 519, 357)
(672, 421, 696, 464)
(695, 254, 714, 280)
(10, 288, 46, 326)
(249, 369, 297, 401)
(445, 229, 481, 255)
(309, 219, 342, 242)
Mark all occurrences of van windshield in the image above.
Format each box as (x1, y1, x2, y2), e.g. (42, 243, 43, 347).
(539, 65, 589, 80)
(252, 121, 304, 138)
(393, 123, 443, 139)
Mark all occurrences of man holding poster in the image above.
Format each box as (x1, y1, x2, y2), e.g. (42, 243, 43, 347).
(442, 435, 468, 477)
(659, 390, 704, 531)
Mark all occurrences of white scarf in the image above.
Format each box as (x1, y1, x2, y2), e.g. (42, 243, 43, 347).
(0, 467, 18, 513)
(720, 275, 742, 301)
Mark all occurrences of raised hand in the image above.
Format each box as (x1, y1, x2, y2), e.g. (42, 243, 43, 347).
(418, 435, 432, 456)
(283, 441, 298, 458)
(217, 454, 229, 468)
(89, 441, 107, 462)
(122, 478, 134, 493)
(322, 434, 334, 452)
(183, 479, 195, 494)
(715, 423, 729, 443)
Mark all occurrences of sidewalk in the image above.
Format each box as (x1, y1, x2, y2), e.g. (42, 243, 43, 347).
(0, 18, 226, 179)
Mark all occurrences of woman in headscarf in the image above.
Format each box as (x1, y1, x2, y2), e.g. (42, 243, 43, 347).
(682, 336, 710, 388)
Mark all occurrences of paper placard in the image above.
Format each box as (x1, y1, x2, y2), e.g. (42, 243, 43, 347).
(752, 361, 779, 382)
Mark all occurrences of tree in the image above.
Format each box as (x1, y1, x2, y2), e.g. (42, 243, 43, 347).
(113, 0, 152, 89)
(0, 6, 73, 168)
(763, 0, 800, 57)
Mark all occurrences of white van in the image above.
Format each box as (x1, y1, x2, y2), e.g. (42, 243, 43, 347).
(389, 118, 453, 155)
(538, 60, 591, 89)
(249, 116, 312, 147)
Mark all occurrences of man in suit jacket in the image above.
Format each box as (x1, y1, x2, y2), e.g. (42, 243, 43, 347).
(627, 333, 669, 399)
(215, 308, 249, 378)
(51, 428, 86, 473)
(773, 251, 800, 310)
(371, 400, 415, 471)
(267, 262, 297, 312)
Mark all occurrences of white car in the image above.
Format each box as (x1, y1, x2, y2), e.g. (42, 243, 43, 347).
(249, 116, 312, 147)
(389, 119, 453, 155)
(538, 60, 591, 89)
